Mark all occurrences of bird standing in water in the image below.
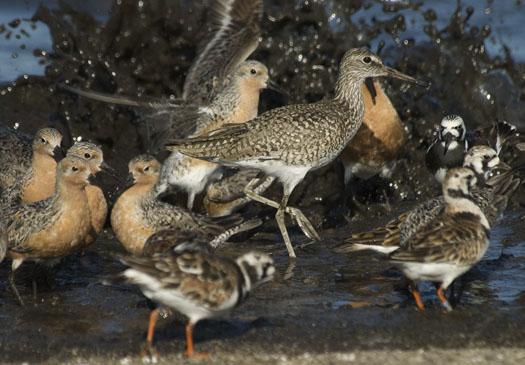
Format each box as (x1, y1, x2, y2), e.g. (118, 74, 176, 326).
(166, 48, 425, 258)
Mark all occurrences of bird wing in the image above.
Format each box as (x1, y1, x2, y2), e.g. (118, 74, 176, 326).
(390, 214, 487, 264)
(398, 197, 445, 246)
(0, 125, 33, 188)
(60, 85, 207, 151)
(183, 0, 263, 103)
(3, 198, 59, 253)
(120, 250, 241, 310)
(166, 101, 339, 164)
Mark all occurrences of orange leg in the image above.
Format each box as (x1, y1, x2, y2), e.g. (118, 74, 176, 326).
(436, 286, 453, 312)
(409, 282, 425, 311)
(185, 322, 209, 359)
(147, 309, 159, 347)
(140, 309, 159, 359)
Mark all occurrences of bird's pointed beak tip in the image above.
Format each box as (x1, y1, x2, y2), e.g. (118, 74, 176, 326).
(384, 66, 429, 88)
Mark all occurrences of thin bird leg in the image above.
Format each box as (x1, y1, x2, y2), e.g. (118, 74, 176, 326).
(9, 259, 25, 306)
(243, 178, 281, 208)
(185, 322, 209, 359)
(141, 309, 159, 360)
(244, 179, 320, 242)
(287, 206, 320, 241)
(409, 281, 425, 311)
(187, 191, 196, 211)
(275, 185, 296, 258)
(217, 176, 276, 215)
(9, 270, 24, 306)
(146, 309, 158, 350)
(436, 284, 453, 312)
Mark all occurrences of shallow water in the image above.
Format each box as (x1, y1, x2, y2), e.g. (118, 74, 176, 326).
(1, 0, 525, 363)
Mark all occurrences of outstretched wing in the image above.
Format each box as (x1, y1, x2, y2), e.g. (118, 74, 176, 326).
(183, 0, 263, 104)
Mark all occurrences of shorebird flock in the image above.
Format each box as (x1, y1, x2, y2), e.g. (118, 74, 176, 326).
(0, 0, 523, 360)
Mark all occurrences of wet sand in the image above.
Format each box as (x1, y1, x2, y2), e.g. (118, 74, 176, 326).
(1, 208, 524, 364)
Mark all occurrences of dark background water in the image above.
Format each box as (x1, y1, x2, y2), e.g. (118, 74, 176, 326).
(1, 0, 525, 83)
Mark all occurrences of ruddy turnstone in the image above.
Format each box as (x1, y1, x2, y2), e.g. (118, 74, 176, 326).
(111, 155, 261, 255)
(389, 167, 490, 311)
(166, 48, 425, 257)
(0, 126, 63, 207)
(426, 115, 468, 183)
(2, 156, 93, 305)
(336, 145, 518, 254)
(113, 247, 274, 358)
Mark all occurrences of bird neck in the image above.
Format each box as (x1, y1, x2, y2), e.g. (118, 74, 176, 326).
(131, 180, 158, 201)
(55, 179, 88, 206)
(444, 188, 490, 230)
(333, 71, 365, 125)
(213, 80, 260, 124)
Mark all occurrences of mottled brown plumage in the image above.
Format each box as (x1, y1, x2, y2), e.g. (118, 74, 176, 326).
(336, 146, 517, 255)
(204, 170, 275, 217)
(183, 0, 263, 104)
(167, 48, 424, 257)
(3, 156, 93, 305)
(111, 155, 258, 255)
(156, 61, 270, 209)
(0, 126, 63, 208)
(389, 167, 490, 311)
(114, 247, 274, 358)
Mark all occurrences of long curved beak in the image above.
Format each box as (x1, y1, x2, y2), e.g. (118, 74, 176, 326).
(384, 66, 429, 87)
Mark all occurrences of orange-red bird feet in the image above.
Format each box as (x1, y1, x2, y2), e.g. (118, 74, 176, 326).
(436, 286, 453, 312)
(409, 282, 425, 311)
(140, 309, 159, 362)
(185, 323, 210, 359)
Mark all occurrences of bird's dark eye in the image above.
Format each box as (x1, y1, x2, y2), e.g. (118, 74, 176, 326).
(72, 166, 79, 172)
(144, 166, 150, 172)
(84, 153, 91, 159)
(250, 69, 257, 75)
(41, 138, 47, 143)
(363, 56, 371, 64)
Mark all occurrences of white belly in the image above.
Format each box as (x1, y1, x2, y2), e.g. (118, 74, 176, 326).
(398, 262, 471, 289)
(163, 152, 219, 194)
(236, 159, 310, 190)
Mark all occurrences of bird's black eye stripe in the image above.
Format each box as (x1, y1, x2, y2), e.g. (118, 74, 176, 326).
(363, 56, 371, 63)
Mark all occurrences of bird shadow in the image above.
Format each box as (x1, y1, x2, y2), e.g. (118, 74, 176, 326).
(155, 317, 274, 345)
